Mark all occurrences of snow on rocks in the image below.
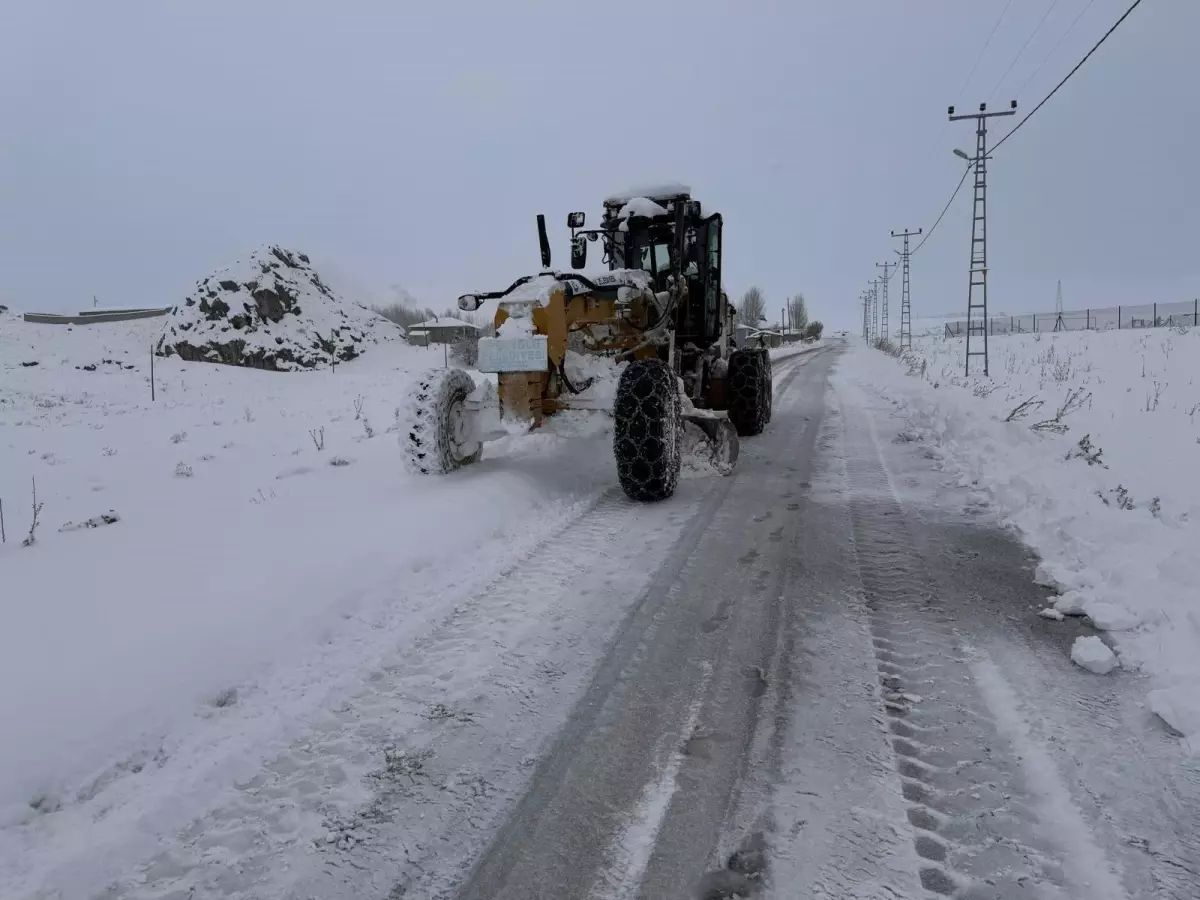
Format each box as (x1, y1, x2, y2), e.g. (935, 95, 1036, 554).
(1071, 636, 1119, 675)
(840, 327, 1200, 746)
(58, 511, 120, 532)
(156, 245, 403, 370)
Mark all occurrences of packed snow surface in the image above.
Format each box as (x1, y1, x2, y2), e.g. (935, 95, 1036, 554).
(0, 307, 632, 896)
(157, 245, 402, 370)
(1071, 636, 1119, 674)
(843, 329, 1200, 746)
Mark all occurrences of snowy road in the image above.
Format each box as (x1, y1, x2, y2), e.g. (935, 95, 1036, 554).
(9, 342, 1200, 899)
(443, 344, 1200, 900)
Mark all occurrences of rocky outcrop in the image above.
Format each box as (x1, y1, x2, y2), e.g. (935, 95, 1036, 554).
(156, 246, 402, 370)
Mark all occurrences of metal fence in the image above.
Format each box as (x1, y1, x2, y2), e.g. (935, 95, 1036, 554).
(23, 307, 174, 325)
(943, 299, 1200, 338)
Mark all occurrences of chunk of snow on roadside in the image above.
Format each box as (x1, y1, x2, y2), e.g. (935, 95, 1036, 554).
(1071, 636, 1118, 674)
(1053, 591, 1088, 616)
(1038, 608, 1065, 621)
(1033, 561, 1063, 590)
(1085, 600, 1142, 632)
(1147, 688, 1200, 750)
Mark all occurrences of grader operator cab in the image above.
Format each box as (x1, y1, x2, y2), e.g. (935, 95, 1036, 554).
(398, 185, 774, 502)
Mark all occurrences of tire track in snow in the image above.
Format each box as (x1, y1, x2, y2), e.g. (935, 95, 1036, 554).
(116, 485, 713, 900)
(586, 663, 714, 900)
(449, 350, 829, 900)
(758, 397, 926, 900)
(839, 388, 1128, 899)
(114, 356, 823, 900)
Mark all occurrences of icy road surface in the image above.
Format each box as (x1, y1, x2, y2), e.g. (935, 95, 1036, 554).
(6, 342, 1199, 899)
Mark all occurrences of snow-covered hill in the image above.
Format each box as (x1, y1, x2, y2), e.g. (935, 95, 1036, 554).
(844, 327, 1200, 751)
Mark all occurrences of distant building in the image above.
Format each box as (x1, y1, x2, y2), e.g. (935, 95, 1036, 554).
(406, 316, 480, 347)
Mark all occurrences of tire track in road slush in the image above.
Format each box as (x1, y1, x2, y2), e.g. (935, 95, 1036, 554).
(838, 389, 1127, 899)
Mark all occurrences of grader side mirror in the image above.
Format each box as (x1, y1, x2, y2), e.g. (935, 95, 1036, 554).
(571, 234, 588, 270)
(457, 294, 483, 312)
(567, 211, 586, 229)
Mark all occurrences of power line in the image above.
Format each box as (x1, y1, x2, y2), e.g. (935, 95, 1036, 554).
(1015, 0, 1097, 99)
(990, 0, 1064, 100)
(911, 163, 973, 256)
(956, 0, 1017, 101)
(912, 0, 1140, 257)
(993, 0, 1144, 153)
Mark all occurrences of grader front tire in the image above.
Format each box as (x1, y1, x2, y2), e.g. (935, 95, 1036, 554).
(613, 359, 682, 503)
(728, 350, 769, 437)
(399, 368, 482, 475)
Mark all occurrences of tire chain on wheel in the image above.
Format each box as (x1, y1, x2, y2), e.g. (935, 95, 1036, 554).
(762, 349, 774, 423)
(727, 349, 769, 436)
(399, 367, 480, 475)
(613, 358, 682, 502)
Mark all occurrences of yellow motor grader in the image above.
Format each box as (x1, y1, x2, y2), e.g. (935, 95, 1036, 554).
(399, 185, 773, 502)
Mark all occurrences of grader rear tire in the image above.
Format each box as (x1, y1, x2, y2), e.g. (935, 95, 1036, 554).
(399, 368, 482, 475)
(613, 359, 682, 502)
(728, 349, 769, 437)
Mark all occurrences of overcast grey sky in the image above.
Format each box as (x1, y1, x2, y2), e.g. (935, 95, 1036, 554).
(2, 0, 1196, 328)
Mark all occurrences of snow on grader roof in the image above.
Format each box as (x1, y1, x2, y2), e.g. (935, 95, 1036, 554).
(615, 197, 669, 221)
(604, 183, 693, 205)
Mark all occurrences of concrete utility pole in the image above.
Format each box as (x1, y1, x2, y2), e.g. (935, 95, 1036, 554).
(861, 291, 871, 342)
(875, 261, 896, 342)
(892, 228, 921, 352)
(949, 100, 1016, 376)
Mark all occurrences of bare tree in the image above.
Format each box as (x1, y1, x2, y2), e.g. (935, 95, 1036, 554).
(788, 294, 809, 332)
(737, 286, 767, 326)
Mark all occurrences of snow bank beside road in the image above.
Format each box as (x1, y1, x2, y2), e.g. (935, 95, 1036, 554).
(0, 313, 620, 896)
(838, 330, 1200, 750)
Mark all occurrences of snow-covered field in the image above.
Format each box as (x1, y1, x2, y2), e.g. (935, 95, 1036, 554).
(0, 307, 819, 897)
(843, 328, 1200, 750)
